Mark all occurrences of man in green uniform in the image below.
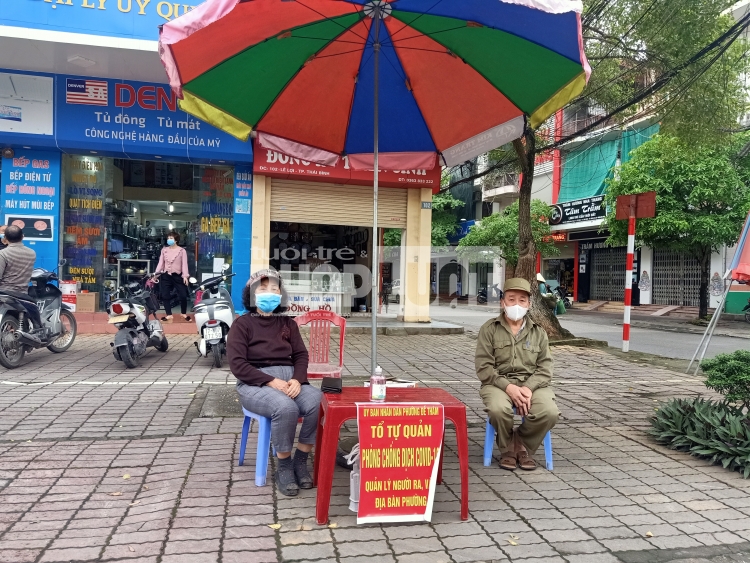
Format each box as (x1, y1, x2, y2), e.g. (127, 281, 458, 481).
(475, 278, 559, 471)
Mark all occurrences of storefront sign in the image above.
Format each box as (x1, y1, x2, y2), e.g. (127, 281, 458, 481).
(549, 195, 606, 226)
(357, 402, 444, 524)
(62, 155, 105, 290)
(0, 72, 54, 137)
(544, 232, 567, 242)
(254, 149, 441, 192)
(0, 150, 61, 270)
(579, 240, 608, 251)
(1, 0, 199, 41)
(55, 74, 253, 162)
(231, 166, 252, 312)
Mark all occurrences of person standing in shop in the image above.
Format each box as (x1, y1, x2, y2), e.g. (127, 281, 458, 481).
(155, 231, 191, 322)
(0, 226, 8, 248)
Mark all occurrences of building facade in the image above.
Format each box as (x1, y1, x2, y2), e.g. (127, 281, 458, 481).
(1, 1, 436, 318)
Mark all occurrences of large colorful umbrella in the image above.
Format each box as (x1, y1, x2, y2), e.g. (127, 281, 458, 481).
(159, 0, 589, 368)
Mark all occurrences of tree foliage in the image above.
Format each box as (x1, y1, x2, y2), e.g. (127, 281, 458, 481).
(383, 191, 462, 248)
(580, 0, 748, 145)
(604, 133, 750, 317)
(456, 199, 559, 268)
(702, 350, 750, 409)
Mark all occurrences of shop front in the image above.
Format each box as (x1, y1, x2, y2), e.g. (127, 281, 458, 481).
(548, 195, 636, 304)
(0, 69, 253, 313)
(251, 148, 440, 322)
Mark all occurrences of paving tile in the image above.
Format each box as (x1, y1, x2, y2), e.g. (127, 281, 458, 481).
(337, 539, 392, 558)
(394, 552, 452, 563)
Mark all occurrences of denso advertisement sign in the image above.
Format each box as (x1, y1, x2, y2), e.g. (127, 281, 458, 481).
(55, 74, 253, 162)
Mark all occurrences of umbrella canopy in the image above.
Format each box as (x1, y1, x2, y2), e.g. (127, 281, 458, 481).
(159, 0, 589, 169)
(731, 211, 750, 282)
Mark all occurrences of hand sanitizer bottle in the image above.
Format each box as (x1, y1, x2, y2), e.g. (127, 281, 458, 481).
(369, 366, 386, 402)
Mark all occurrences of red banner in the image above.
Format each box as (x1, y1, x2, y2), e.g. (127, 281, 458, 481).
(356, 402, 444, 524)
(253, 148, 441, 192)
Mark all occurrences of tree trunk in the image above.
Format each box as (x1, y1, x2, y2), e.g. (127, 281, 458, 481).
(698, 247, 710, 320)
(514, 128, 574, 340)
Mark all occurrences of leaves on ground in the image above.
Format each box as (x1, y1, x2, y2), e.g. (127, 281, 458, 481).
(122, 474, 131, 480)
(109, 492, 122, 497)
(268, 523, 282, 530)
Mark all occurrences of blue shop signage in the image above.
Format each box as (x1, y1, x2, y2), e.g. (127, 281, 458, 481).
(0, 150, 62, 271)
(0, 0, 198, 41)
(231, 167, 252, 312)
(55, 74, 253, 162)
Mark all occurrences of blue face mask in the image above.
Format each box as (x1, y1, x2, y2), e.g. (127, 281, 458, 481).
(166, 239, 175, 246)
(255, 293, 281, 313)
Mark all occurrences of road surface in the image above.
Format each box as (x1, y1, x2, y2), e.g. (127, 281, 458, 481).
(430, 304, 749, 360)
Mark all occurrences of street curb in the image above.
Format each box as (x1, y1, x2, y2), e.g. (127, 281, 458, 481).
(550, 337, 608, 348)
(628, 320, 750, 340)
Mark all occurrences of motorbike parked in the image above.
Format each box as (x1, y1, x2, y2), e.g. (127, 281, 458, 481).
(743, 297, 749, 323)
(192, 265, 236, 368)
(553, 285, 573, 309)
(0, 260, 77, 369)
(109, 274, 168, 368)
(477, 284, 503, 305)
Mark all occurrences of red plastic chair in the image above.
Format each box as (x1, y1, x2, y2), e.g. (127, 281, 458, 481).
(294, 310, 346, 379)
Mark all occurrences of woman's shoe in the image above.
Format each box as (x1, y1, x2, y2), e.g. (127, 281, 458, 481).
(275, 457, 299, 497)
(293, 449, 314, 489)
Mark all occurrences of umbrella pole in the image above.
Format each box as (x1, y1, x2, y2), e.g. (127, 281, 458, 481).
(371, 7, 381, 374)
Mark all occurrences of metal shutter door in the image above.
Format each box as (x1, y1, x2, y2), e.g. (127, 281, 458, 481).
(270, 179, 408, 228)
(652, 248, 701, 306)
(590, 247, 626, 301)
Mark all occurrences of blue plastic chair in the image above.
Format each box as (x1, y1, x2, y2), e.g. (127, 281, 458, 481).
(483, 415, 553, 471)
(238, 408, 276, 486)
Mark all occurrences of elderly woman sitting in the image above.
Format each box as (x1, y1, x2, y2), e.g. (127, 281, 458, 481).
(227, 268, 322, 496)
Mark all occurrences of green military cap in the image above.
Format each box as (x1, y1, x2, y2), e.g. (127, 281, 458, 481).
(503, 277, 531, 295)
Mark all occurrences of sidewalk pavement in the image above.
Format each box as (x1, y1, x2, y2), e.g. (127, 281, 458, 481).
(2, 333, 750, 563)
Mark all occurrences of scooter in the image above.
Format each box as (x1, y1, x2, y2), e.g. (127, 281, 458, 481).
(0, 260, 77, 369)
(109, 273, 168, 368)
(477, 284, 503, 305)
(192, 265, 236, 368)
(743, 297, 749, 324)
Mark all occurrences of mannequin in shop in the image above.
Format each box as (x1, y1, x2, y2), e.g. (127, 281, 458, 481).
(228, 268, 321, 497)
(155, 231, 191, 322)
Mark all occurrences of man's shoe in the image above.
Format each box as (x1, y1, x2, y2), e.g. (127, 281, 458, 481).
(293, 449, 314, 489)
(275, 457, 299, 497)
(499, 449, 517, 471)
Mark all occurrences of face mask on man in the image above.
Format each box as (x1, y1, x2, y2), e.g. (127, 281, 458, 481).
(166, 238, 175, 246)
(504, 304, 529, 322)
(255, 293, 281, 313)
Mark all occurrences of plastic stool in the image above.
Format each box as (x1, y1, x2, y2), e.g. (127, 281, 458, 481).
(483, 417, 553, 471)
(238, 407, 276, 486)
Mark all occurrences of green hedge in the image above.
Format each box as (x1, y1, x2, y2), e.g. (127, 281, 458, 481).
(650, 398, 750, 478)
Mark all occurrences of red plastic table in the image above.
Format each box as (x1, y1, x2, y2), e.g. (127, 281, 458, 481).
(312, 387, 469, 525)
